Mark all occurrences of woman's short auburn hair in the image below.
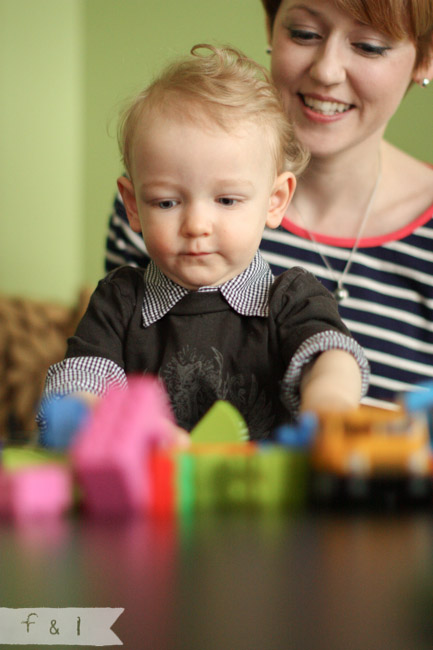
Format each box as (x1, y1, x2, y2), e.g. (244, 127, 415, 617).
(262, 0, 433, 68)
(119, 44, 309, 179)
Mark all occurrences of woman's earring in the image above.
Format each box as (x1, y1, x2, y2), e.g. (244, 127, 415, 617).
(266, 47, 272, 55)
(422, 78, 430, 87)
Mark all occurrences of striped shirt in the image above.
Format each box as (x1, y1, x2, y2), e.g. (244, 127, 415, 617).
(106, 192, 433, 410)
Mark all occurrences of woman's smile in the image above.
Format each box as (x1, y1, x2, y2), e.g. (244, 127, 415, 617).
(299, 93, 354, 116)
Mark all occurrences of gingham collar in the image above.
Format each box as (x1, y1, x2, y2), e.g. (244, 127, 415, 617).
(141, 251, 274, 327)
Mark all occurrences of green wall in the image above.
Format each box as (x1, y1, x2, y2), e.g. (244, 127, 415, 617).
(0, 0, 84, 303)
(1, 0, 431, 304)
(82, 0, 268, 290)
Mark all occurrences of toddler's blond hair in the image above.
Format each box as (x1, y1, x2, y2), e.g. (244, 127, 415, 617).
(118, 44, 309, 179)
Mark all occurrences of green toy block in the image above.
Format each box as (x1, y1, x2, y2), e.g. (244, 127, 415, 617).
(185, 443, 310, 512)
(177, 452, 195, 515)
(248, 446, 310, 510)
(2, 446, 67, 472)
(190, 401, 249, 444)
(192, 446, 255, 511)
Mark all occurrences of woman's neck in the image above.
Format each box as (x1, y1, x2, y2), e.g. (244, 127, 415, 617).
(289, 142, 383, 238)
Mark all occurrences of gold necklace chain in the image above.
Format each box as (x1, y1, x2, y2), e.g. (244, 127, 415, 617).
(295, 159, 382, 303)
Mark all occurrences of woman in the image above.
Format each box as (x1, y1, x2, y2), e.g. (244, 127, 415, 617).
(105, 0, 433, 410)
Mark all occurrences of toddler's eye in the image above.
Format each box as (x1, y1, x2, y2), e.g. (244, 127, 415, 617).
(156, 199, 178, 209)
(218, 197, 238, 206)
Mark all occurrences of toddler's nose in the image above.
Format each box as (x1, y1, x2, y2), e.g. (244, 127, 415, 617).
(181, 205, 211, 237)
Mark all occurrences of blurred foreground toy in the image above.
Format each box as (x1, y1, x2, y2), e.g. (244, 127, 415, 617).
(311, 406, 432, 505)
(21, 377, 433, 521)
(190, 400, 249, 444)
(41, 395, 91, 449)
(150, 441, 310, 516)
(0, 447, 72, 521)
(403, 381, 433, 415)
(273, 412, 318, 449)
(71, 375, 175, 518)
(402, 381, 433, 448)
(151, 413, 315, 517)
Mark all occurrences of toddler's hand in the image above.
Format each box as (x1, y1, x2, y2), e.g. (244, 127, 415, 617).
(164, 420, 191, 449)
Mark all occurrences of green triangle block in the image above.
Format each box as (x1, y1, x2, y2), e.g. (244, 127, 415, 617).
(190, 401, 249, 444)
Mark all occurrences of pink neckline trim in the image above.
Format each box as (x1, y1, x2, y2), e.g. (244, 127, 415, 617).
(281, 202, 433, 248)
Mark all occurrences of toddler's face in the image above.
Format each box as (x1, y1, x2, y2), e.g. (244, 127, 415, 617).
(124, 113, 291, 289)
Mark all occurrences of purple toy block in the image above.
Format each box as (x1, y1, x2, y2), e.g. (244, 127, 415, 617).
(71, 375, 175, 518)
(0, 465, 72, 521)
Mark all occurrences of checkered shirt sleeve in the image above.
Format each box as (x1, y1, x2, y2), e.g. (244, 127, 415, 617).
(36, 356, 127, 431)
(281, 330, 370, 415)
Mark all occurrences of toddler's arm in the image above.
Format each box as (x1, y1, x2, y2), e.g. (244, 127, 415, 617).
(299, 349, 362, 413)
(41, 388, 190, 449)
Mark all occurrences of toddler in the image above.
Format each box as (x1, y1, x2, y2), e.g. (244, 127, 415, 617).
(38, 44, 369, 440)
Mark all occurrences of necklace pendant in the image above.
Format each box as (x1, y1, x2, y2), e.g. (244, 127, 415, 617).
(334, 286, 349, 302)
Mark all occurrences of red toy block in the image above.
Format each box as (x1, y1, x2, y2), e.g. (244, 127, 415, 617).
(0, 465, 72, 521)
(71, 375, 175, 518)
(149, 449, 176, 518)
(148, 448, 196, 518)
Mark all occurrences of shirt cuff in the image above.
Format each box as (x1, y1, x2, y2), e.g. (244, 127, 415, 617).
(36, 356, 127, 431)
(280, 331, 370, 416)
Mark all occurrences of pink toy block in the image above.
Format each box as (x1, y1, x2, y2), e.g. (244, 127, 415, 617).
(0, 465, 72, 521)
(70, 375, 175, 518)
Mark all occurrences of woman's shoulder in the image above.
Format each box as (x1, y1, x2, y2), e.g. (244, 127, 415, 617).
(386, 143, 433, 207)
(374, 143, 433, 237)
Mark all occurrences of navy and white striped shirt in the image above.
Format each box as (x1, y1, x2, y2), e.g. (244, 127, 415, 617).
(106, 192, 433, 410)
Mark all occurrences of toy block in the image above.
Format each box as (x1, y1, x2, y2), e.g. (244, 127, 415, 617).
(250, 445, 310, 510)
(190, 401, 249, 444)
(191, 443, 257, 511)
(177, 452, 195, 516)
(149, 448, 196, 518)
(186, 440, 310, 512)
(403, 381, 433, 413)
(0, 463, 72, 521)
(149, 449, 176, 518)
(71, 375, 175, 518)
(40, 396, 91, 449)
(1, 445, 67, 470)
(273, 412, 317, 449)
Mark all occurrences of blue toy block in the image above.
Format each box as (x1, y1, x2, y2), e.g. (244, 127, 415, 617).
(41, 396, 91, 449)
(273, 412, 317, 449)
(404, 382, 433, 413)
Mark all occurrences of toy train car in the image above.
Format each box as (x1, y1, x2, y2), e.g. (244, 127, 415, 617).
(310, 406, 432, 506)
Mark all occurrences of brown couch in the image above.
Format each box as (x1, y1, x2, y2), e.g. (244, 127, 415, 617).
(0, 289, 92, 441)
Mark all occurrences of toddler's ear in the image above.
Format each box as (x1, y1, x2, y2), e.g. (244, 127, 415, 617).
(117, 176, 141, 233)
(266, 172, 296, 229)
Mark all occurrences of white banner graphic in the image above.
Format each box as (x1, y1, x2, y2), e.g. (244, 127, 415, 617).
(0, 608, 124, 645)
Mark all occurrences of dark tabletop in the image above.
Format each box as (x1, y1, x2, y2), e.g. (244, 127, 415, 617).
(1, 508, 433, 650)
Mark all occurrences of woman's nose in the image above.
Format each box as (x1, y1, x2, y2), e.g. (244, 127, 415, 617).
(309, 40, 347, 86)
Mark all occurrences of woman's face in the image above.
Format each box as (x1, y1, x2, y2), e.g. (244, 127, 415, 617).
(268, 0, 418, 159)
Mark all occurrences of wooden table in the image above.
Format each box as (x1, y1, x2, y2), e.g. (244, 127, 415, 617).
(1, 508, 432, 649)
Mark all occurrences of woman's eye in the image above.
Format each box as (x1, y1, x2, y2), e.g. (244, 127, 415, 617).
(218, 197, 238, 206)
(288, 28, 321, 43)
(156, 200, 178, 209)
(354, 42, 390, 56)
